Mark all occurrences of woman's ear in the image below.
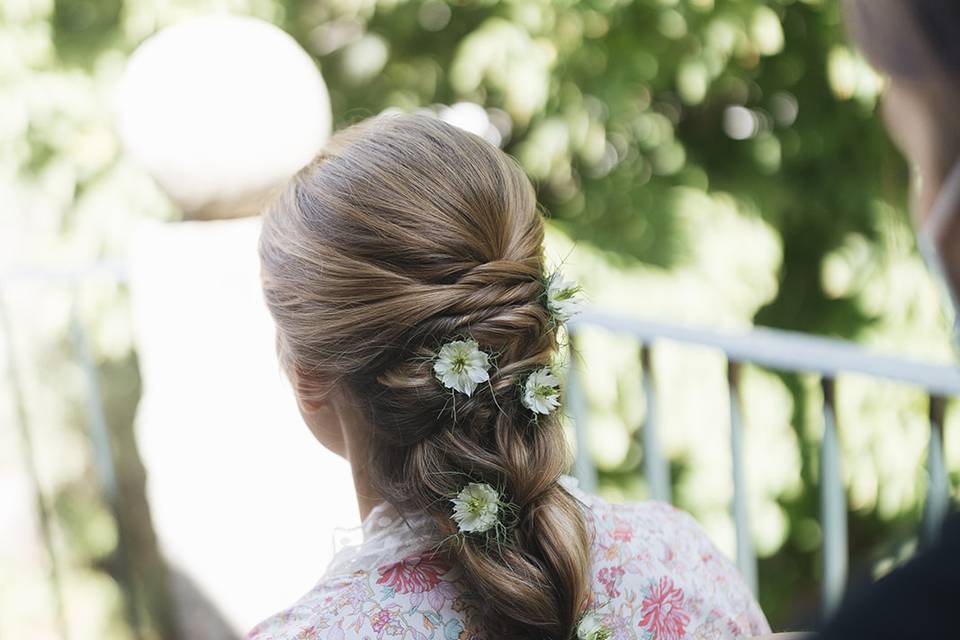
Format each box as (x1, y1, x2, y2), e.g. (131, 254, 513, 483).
(287, 364, 332, 412)
(286, 365, 347, 456)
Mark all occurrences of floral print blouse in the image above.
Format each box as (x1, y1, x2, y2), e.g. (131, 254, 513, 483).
(248, 477, 770, 639)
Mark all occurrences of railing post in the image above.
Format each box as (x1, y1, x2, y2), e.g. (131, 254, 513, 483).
(727, 361, 757, 594)
(68, 302, 143, 638)
(820, 377, 848, 617)
(922, 395, 950, 547)
(640, 344, 671, 503)
(566, 331, 597, 493)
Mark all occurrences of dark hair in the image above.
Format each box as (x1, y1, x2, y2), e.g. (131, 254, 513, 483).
(259, 114, 591, 640)
(846, 0, 960, 77)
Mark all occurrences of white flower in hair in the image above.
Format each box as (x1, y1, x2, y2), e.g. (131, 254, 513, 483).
(546, 272, 583, 323)
(433, 339, 491, 396)
(451, 482, 500, 534)
(522, 367, 561, 415)
(576, 612, 610, 640)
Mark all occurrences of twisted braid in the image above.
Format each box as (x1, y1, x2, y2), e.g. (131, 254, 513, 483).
(260, 113, 591, 639)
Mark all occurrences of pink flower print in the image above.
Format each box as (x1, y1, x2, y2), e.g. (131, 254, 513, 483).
(640, 577, 689, 640)
(597, 566, 626, 598)
(333, 580, 367, 615)
(293, 625, 317, 639)
(726, 616, 748, 637)
(371, 609, 392, 632)
(426, 578, 459, 610)
(377, 554, 448, 594)
(692, 620, 721, 640)
(660, 546, 674, 564)
(370, 605, 403, 637)
(604, 613, 633, 640)
(611, 518, 634, 542)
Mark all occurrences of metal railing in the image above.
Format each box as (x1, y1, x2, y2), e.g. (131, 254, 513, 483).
(1, 264, 141, 639)
(566, 309, 958, 615)
(3, 265, 957, 631)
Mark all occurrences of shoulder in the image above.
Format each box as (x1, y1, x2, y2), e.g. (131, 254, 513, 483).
(247, 553, 483, 640)
(580, 492, 737, 586)
(574, 490, 771, 639)
(567, 479, 722, 554)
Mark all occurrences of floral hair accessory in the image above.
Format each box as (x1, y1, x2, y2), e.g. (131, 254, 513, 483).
(546, 272, 583, 323)
(451, 482, 501, 534)
(433, 339, 491, 396)
(576, 611, 610, 640)
(522, 367, 561, 415)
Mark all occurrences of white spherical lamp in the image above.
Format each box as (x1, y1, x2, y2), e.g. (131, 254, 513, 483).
(117, 15, 331, 219)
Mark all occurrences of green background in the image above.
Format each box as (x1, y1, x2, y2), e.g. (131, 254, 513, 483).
(2, 0, 958, 636)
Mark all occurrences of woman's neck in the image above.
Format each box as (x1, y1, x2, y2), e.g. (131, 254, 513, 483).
(349, 451, 383, 522)
(337, 396, 385, 522)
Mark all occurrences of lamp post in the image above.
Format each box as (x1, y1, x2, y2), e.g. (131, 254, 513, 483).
(114, 16, 352, 638)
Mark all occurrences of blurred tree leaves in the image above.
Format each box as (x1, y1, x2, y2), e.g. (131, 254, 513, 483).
(284, 0, 908, 337)
(52, 0, 123, 65)
(4, 0, 956, 634)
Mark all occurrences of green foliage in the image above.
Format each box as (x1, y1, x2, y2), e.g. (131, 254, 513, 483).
(3, 0, 958, 635)
(288, 0, 900, 313)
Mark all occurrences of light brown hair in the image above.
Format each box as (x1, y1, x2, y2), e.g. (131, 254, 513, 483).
(259, 113, 591, 639)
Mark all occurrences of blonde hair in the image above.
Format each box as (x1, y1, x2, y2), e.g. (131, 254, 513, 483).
(259, 114, 591, 639)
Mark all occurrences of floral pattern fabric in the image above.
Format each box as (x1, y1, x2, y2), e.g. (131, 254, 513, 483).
(248, 479, 770, 639)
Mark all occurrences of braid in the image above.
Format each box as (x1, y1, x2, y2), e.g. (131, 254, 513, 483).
(260, 113, 592, 639)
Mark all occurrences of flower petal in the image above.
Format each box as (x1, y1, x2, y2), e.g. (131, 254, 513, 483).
(434, 340, 491, 395)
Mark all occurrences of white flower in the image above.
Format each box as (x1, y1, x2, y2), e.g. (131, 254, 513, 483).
(577, 612, 610, 640)
(522, 367, 561, 415)
(433, 339, 491, 396)
(451, 482, 500, 534)
(546, 272, 583, 323)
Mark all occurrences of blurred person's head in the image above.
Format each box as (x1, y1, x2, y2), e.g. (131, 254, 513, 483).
(258, 113, 589, 640)
(846, 0, 960, 317)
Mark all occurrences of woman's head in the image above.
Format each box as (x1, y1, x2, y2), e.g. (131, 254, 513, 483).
(846, 0, 960, 211)
(259, 113, 590, 639)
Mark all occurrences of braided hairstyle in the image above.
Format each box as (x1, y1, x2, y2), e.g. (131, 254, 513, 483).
(259, 114, 591, 639)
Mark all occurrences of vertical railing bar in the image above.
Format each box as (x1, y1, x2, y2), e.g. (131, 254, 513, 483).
(68, 305, 119, 503)
(68, 298, 143, 638)
(727, 361, 757, 594)
(640, 344, 670, 502)
(566, 331, 597, 493)
(820, 377, 848, 617)
(922, 395, 950, 547)
(0, 284, 71, 639)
